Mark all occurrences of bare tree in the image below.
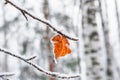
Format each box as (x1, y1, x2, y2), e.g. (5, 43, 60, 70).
(81, 0, 106, 80)
(42, 0, 55, 80)
(115, 0, 120, 41)
(98, 0, 114, 80)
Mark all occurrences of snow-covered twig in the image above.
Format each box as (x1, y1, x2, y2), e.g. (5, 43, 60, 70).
(0, 73, 15, 80)
(0, 48, 80, 79)
(4, 0, 78, 41)
(0, 73, 14, 77)
(25, 56, 37, 61)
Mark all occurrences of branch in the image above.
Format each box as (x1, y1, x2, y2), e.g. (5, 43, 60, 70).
(25, 56, 37, 61)
(0, 48, 80, 79)
(0, 73, 15, 80)
(0, 73, 14, 77)
(4, 0, 78, 41)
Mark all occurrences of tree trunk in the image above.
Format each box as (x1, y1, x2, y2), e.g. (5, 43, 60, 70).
(98, 0, 114, 80)
(2, 5, 8, 72)
(115, 0, 120, 42)
(81, 0, 106, 80)
(43, 0, 55, 80)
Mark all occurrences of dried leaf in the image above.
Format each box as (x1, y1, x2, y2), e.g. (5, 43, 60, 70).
(52, 34, 71, 59)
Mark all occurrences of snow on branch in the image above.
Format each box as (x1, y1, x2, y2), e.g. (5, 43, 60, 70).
(25, 56, 37, 61)
(4, 0, 78, 41)
(0, 48, 80, 79)
(0, 73, 15, 80)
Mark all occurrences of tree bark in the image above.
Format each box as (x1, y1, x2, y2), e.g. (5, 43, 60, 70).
(115, 0, 120, 42)
(43, 0, 55, 80)
(98, 0, 114, 80)
(81, 0, 106, 80)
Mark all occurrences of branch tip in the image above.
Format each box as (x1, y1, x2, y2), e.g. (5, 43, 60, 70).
(21, 11, 28, 21)
(26, 56, 37, 61)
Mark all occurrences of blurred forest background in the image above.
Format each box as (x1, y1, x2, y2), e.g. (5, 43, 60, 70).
(0, 0, 120, 80)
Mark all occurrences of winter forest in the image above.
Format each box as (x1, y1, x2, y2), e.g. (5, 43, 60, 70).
(0, 0, 120, 80)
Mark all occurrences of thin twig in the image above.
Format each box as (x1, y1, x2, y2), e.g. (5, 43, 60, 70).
(4, 0, 78, 41)
(0, 73, 15, 77)
(0, 48, 80, 79)
(21, 10, 28, 21)
(25, 56, 37, 61)
(0, 73, 15, 80)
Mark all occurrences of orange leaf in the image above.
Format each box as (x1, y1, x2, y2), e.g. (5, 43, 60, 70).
(52, 34, 71, 59)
